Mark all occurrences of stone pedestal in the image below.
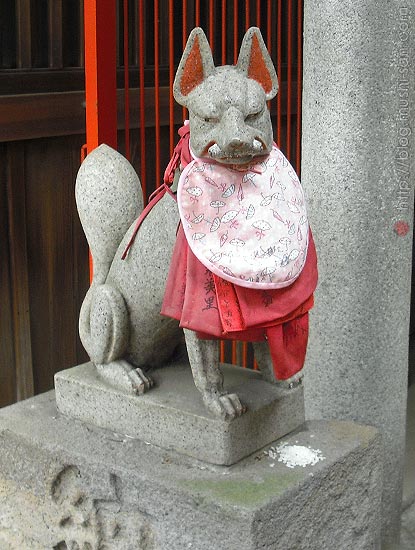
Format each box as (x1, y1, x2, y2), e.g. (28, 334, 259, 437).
(0, 390, 381, 549)
(55, 362, 305, 465)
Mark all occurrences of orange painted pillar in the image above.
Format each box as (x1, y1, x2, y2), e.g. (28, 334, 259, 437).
(84, 0, 118, 152)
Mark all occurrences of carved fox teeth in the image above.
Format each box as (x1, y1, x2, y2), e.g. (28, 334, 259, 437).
(252, 139, 263, 151)
(208, 144, 221, 158)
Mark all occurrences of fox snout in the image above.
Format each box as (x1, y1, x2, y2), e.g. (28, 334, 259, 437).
(205, 107, 264, 163)
(207, 132, 266, 165)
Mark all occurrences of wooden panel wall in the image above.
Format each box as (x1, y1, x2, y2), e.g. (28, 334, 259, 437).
(0, 136, 90, 405)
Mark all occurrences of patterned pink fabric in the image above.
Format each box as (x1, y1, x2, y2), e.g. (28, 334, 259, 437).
(178, 145, 308, 289)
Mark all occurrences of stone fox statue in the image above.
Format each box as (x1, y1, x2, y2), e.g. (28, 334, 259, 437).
(76, 27, 318, 420)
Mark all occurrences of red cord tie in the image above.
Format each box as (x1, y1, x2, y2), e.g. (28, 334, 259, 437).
(121, 125, 190, 260)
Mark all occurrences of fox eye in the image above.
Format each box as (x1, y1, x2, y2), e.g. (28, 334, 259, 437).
(204, 116, 219, 123)
(245, 109, 263, 121)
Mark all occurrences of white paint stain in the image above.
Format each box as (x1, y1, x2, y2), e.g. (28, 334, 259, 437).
(265, 443, 325, 469)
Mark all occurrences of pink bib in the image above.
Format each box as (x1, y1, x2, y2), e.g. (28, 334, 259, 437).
(177, 145, 309, 289)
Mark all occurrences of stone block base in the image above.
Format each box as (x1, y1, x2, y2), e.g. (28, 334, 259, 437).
(0, 392, 381, 549)
(55, 362, 305, 465)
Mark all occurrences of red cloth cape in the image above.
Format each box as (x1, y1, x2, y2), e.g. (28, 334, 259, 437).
(160, 125, 318, 380)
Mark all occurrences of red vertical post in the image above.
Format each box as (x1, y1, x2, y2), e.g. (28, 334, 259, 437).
(256, 0, 261, 27)
(123, 0, 131, 160)
(169, 0, 175, 156)
(221, 0, 226, 64)
(296, 0, 303, 174)
(245, 0, 250, 28)
(154, 0, 161, 187)
(138, 0, 147, 200)
(182, 0, 188, 122)
(286, 0, 293, 161)
(233, 0, 238, 64)
(84, 0, 118, 153)
(209, 0, 214, 48)
(195, 0, 200, 26)
(276, 0, 282, 146)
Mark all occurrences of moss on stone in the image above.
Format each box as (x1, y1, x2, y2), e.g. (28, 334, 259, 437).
(180, 472, 302, 507)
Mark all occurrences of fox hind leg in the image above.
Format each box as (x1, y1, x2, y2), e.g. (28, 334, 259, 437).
(79, 283, 153, 394)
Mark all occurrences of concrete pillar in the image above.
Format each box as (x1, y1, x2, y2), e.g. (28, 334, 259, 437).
(301, 2, 415, 548)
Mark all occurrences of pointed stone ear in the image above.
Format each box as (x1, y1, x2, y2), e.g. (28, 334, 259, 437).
(173, 28, 215, 107)
(236, 27, 278, 100)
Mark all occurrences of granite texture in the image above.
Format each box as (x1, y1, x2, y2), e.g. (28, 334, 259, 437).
(0, 392, 382, 549)
(55, 361, 305, 466)
(76, 144, 143, 286)
(301, 2, 415, 548)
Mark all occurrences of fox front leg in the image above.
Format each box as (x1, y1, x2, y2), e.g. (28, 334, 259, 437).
(79, 284, 153, 395)
(183, 329, 246, 420)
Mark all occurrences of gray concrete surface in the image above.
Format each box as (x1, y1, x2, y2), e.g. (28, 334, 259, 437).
(0, 391, 382, 549)
(55, 361, 305, 465)
(301, 2, 415, 547)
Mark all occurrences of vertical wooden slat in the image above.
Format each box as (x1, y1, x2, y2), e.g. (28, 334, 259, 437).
(233, 0, 238, 64)
(245, 0, 250, 28)
(16, 0, 32, 68)
(124, 0, 131, 159)
(48, 0, 63, 68)
(195, 0, 200, 27)
(133, 0, 139, 66)
(266, 0, 272, 157)
(209, 0, 214, 49)
(169, 0, 175, 155)
(220, 341, 225, 363)
(79, 1, 85, 67)
(276, 0, 282, 145)
(266, 0, 271, 48)
(256, 0, 261, 27)
(182, 0, 188, 122)
(242, 341, 248, 368)
(138, 0, 147, 199)
(6, 142, 34, 401)
(84, 0, 117, 152)
(182, 0, 187, 48)
(296, 0, 303, 174)
(154, 0, 161, 187)
(221, 0, 226, 64)
(286, 0, 293, 161)
(0, 145, 17, 407)
(115, 0, 121, 67)
(232, 341, 237, 364)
